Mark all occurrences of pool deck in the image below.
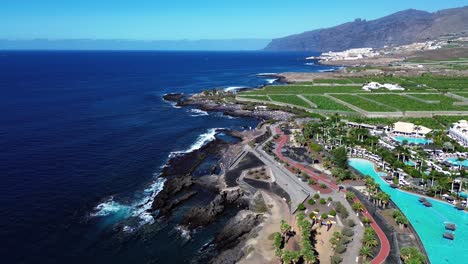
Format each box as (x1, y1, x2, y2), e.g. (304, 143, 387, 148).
(356, 156, 467, 208)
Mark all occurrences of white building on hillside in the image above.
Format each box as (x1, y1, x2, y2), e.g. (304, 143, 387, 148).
(449, 120, 468, 147)
(392, 122, 432, 137)
(362, 82, 405, 91)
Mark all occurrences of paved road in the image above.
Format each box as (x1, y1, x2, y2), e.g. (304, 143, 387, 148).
(247, 145, 310, 212)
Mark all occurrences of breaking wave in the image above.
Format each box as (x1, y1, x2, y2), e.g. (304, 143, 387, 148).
(189, 109, 209, 117)
(169, 128, 221, 157)
(90, 176, 166, 229)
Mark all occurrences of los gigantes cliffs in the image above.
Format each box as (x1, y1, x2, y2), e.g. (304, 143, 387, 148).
(264, 6, 468, 51)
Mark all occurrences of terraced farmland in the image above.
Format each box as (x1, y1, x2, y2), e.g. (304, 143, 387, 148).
(236, 95, 271, 102)
(269, 95, 311, 108)
(361, 94, 468, 111)
(303, 95, 354, 112)
(331, 94, 397, 112)
(242, 85, 362, 95)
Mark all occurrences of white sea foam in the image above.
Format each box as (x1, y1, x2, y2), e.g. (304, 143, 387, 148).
(176, 225, 191, 240)
(304, 62, 316, 66)
(265, 78, 278, 84)
(256, 73, 278, 76)
(90, 177, 166, 228)
(170, 101, 181, 108)
(224, 86, 246, 93)
(90, 197, 132, 217)
(170, 128, 220, 157)
(189, 109, 209, 117)
(318, 68, 336, 72)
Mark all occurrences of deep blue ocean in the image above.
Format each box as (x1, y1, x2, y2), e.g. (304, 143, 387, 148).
(0, 51, 331, 263)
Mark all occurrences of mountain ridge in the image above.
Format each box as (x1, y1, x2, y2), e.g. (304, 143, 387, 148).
(264, 6, 468, 52)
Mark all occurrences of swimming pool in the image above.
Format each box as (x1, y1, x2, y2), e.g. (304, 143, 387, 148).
(393, 136, 433, 145)
(445, 157, 468, 168)
(459, 192, 468, 199)
(405, 160, 416, 166)
(349, 158, 467, 264)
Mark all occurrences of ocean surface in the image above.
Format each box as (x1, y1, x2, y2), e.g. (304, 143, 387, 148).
(0, 51, 333, 263)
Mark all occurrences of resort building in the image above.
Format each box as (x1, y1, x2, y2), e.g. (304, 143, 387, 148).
(392, 122, 432, 137)
(362, 82, 405, 91)
(449, 120, 468, 147)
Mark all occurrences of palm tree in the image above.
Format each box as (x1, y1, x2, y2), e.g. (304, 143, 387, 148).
(359, 246, 373, 261)
(363, 235, 379, 248)
(302, 247, 316, 264)
(346, 191, 356, 201)
(380, 193, 390, 209)
(352, 201, 365, 214)
(457, 157, 466, 171)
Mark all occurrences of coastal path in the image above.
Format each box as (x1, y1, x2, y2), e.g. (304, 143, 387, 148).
(269, 124, 392, 264)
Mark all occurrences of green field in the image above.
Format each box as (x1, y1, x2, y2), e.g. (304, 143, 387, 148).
(236, 95, 271, 101)
(312, 79, 354, 84)
(242, 85, 363, 95)
(269, 95, 311, 108)
(361, 94, 468, 111)
(235, 76, 468, 115)
(303, 95, 354, 112)
(451, 92, 468, 99)
(331, 94, 397, 112)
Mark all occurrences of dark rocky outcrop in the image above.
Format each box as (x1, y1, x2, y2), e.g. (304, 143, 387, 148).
(150, 174, 193, 212)
(162, 93, 185, 103)
(210, 210, 264, 264)
(265, 6, 468, 51)
(180, 188, 247, 230)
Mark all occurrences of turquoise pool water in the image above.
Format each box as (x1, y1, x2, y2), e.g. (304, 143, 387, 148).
(459, 192, 468, 199)
(405, 160, 415, 166)
(349, 158, 467, 264)
(446, 157, 468, 168)
(393, 136, 433, 145)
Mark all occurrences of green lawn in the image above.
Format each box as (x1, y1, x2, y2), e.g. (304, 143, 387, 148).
(303, 95, 354, 112)
(331, 94, 397, 112)
(269, 95, 311, 108)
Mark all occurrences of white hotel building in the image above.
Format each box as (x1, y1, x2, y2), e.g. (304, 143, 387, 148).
(449, 120, 468, 147)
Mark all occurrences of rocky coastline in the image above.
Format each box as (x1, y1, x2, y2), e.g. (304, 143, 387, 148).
(150, 95, 277, 263)
(163, 93, 294, 121)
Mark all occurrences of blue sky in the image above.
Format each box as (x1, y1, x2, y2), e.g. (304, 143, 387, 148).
(2, 0, 467, 40)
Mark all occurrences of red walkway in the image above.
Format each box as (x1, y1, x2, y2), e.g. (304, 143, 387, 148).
(274, 128, 390, 263)
(354, 199, 391, 264)
(274, 133, 339, 190)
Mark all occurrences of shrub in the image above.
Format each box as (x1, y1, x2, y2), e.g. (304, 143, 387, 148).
(320, 198, 326, 205)
(307, 199, 315, 205)
(342, 228, 354, 237)
(320, 183, 327, 189)
(308, 179, 316, 185)
(362, 217, 372, 225)
(327, 197, 333, 202)
(335, 244, 347, 254)
(314, 208, 320, 212)
(347, 219, 356, 227)
(321, 213, 328, 219)
(313, 193, 320, 199)
(297, 203, 306, 211)
(331, 254, 342, 264)
(309, 213, 316, 219)
(329, 210, 336, 217)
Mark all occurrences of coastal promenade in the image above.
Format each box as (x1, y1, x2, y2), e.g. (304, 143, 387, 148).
(269, 125, 392, 264)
